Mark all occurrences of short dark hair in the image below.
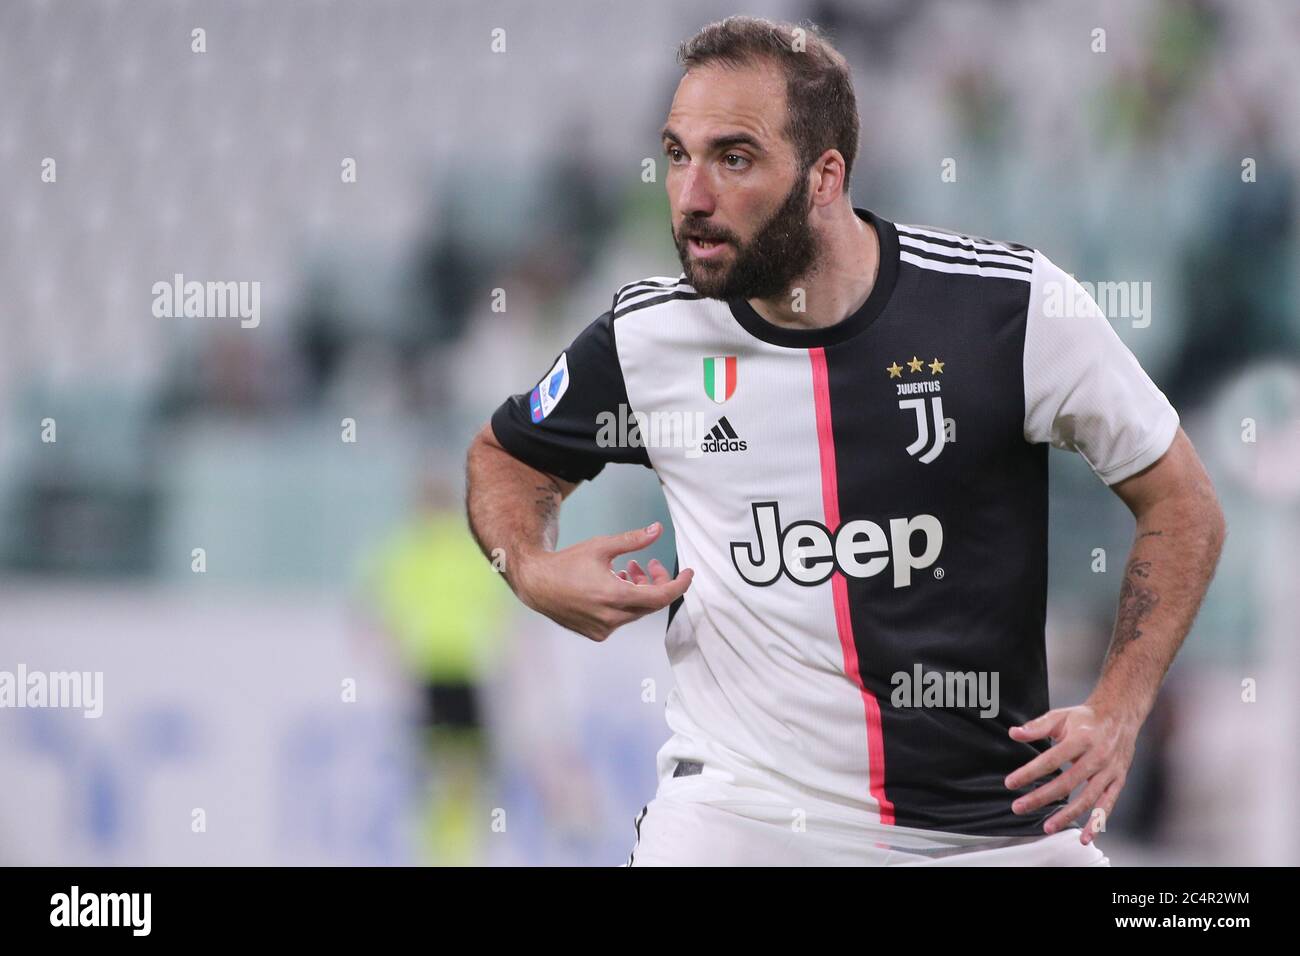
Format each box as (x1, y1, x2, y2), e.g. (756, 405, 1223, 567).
(677, 16, 860, 189)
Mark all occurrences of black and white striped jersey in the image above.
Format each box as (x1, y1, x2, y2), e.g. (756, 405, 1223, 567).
(490, 207, 1179, 837)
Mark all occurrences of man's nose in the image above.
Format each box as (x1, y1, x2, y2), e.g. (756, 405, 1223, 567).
(675, 163, 716, 218)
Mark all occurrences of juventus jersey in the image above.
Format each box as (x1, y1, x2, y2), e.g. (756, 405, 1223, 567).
(490, 207, 1180, 837)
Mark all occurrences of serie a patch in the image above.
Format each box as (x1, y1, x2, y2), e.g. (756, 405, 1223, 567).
(530, 352, 570, 423)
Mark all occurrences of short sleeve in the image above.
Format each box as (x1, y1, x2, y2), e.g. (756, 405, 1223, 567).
(489, 310, 651, 483)
(1023, 250, 1179, 485)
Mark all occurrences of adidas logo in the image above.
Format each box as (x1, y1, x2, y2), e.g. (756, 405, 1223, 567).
(698, 416, 748, 454)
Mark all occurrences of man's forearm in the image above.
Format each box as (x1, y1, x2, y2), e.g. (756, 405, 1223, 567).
(464, 428, 570, 600)
(1088, 492, 1226, 724)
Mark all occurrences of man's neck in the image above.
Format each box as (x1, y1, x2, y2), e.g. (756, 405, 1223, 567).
(747, 204, 880, 332)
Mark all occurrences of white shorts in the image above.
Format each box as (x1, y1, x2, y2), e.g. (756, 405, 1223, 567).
(625, 770, 1110, 867)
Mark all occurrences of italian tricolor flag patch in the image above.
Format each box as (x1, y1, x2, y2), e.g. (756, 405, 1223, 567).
(703, 355, 737, 403)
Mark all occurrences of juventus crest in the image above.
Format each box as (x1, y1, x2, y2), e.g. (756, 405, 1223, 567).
(898, 396, 947, 463)
(890, 354, 949, 463)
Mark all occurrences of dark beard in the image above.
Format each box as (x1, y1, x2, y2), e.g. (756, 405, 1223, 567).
(673, 172, 819, 301)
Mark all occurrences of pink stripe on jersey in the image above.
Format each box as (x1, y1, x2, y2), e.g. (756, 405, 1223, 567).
(809, 347, 895, 826)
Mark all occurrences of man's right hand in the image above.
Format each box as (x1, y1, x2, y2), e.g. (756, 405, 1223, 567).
(514, 521, 694, 642)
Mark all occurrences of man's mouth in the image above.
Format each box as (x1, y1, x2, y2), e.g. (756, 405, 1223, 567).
(686, 237, 730, 260)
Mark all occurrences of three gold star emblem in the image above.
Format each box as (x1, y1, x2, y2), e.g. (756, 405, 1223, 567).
(886, 356, 946, 377)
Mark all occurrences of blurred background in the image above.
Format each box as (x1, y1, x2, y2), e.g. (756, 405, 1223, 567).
(0, 0, 1297, 865)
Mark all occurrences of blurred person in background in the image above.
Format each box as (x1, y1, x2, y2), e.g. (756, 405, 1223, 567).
(359, 470, 508, 865)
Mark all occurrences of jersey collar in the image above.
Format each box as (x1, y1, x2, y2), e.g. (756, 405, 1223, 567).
(726, 207, 899, 349)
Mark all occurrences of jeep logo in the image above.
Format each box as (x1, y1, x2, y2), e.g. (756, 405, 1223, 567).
(730, 501, 943, 588)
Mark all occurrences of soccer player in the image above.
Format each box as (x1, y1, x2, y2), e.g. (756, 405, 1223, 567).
(465, 16, 1226, 865)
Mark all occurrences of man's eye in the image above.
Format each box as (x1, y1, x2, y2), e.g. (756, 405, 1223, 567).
(723, 153, 749, 169)
(665, 145, 685, 162)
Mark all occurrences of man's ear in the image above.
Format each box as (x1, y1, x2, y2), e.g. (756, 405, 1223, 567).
(809, 149, 847, 207)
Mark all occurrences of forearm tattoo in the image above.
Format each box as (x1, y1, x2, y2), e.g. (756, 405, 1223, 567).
(533, 480, 562, 524)
(1109, 556, 1160, 659)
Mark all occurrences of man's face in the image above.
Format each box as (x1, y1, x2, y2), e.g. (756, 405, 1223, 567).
(662, 61, 819, 300)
